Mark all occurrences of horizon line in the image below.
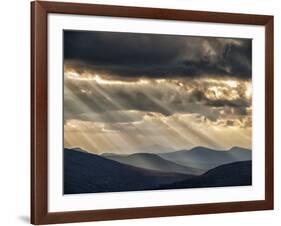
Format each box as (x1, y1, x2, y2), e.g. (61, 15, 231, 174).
(64, 145, 252, 156)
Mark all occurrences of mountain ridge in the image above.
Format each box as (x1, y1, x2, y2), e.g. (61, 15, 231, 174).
(67, 146, 251, 174)
(99, 146, 251, 156)
(159, 146, 251, 171)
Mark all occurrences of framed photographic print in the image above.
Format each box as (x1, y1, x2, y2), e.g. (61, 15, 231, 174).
(31, 1, 274, 224)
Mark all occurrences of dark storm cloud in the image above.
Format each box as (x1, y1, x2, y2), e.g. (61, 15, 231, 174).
(205, 98, 250, 108)
(64, 30, 252, 79)
(189, 89, 250, 107)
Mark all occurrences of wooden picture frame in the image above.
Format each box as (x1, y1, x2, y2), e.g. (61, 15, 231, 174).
(31, 1, 274, 224)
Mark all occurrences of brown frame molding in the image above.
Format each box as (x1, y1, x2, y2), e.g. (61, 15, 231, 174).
(31, 1, 274, 224)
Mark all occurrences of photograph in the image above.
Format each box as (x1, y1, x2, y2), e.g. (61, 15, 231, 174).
(63, 30, 253, 194)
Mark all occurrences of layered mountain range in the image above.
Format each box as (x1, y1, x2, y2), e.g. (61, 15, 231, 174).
(64, 147, 252, 194)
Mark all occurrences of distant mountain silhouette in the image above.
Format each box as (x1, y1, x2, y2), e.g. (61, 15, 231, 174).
(103, 152, 203, 175)
(159, 146, 251, 171)
(159, 160, 252, 189)
(228, 146, 252, 159)
(64, 148, 192, 194)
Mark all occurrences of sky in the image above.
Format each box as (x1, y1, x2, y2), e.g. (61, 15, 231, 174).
(63, 30, 252, 154)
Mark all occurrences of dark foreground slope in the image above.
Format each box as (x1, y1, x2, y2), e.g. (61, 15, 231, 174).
(64, 148, 192, 194)
(159, 160, 252, 189)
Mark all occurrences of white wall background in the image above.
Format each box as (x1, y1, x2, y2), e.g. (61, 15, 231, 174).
(0, 0, 279, 225)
